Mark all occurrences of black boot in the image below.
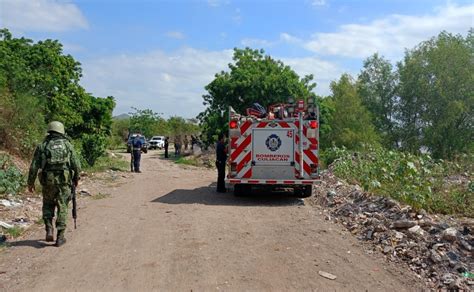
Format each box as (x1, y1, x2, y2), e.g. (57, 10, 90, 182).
(45, 219, 54, 242)
(55, 230, 66, 247)
(45, 227, 54, 242)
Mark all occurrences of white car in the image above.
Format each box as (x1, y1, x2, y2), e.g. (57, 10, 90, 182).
(148, 136, 165, 149)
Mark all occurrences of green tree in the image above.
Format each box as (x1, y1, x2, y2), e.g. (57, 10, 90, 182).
(199, 47, 316, 142)
(326, 74, 380, 149)
(0, 29, 115, 165)
(358, 53, 397, 147)
(397, 30, 473, 158)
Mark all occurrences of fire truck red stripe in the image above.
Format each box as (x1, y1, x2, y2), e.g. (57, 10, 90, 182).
(248, 180, 259, 183)
(237, 152, 251, 173)
(230, 137, 238, 149)
(240, 120, 252, 134)
(283, 180, 294, 184)
(229, 179, 240, 183)
(230, 134, 251, 161)
(266, 180, 277, 184)
(304, 149, 319, 164)
(257, 122, 268, 128)
(243, 168, 253, 178)
(302, 181, 313, 184)
(308, 137, 318, 145)
(303, 161, 311, 175)
(279, 121, 290, 128)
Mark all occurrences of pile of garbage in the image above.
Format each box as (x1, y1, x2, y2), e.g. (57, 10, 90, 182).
(0, 195, 42, 241)
(310, 170, 474, 290)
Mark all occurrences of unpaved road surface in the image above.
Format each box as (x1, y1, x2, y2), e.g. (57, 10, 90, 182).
(0, 153, 420, 291)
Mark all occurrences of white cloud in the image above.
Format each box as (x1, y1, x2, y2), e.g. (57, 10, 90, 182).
(241, 38, 273, 47)
(0, 0, 88, 32)
(81, 47, 342, 117)
(282, 57, 344, 96)
(311, 0, 326, 7)
(304, 2, 474, 58)
(279, 33, 302, 44)
(165, 31, 186, 39)
(80, 48, 233, 117)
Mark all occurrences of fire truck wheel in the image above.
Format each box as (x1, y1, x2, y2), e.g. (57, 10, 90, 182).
(295, 185, 312, 198)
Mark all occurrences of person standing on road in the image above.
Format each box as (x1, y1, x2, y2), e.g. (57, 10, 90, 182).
(215, 133, 227, 193)
(27, 121, 81, 247)
(132, 134, 143, 173)
(164, 137, 169, 158)
(184, 135, 189, 151)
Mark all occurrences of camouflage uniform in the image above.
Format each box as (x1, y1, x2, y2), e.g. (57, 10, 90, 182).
(28, 125, 81, 246)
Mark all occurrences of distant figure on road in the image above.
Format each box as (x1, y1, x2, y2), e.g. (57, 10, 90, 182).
(27, 121, 81, 247)
(184, 135, 189, 151)
(132, 134, 143, 173)
(174, 135, 182, 156)
(215, 133, 227, 193)
(164, 137, 169, 158)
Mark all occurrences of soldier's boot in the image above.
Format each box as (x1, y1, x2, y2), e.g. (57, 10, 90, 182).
(45, 219, 54, 242)
(55, 230, 66, 247)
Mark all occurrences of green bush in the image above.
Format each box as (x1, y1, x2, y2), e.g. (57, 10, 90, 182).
(327, 147, 473, 216)
(0, 154, 26, 196)
(80, 134, 108, 167)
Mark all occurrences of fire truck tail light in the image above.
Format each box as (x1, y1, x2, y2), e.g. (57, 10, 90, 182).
(230, 162, 237, 177)
(229, 120, 238, 129)
(309, 120, 318, 129)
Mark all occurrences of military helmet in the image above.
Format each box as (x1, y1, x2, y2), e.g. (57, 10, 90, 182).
(47, 121, 65, 135)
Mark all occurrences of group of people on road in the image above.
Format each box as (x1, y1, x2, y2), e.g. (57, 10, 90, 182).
(28, 121, 228, 247)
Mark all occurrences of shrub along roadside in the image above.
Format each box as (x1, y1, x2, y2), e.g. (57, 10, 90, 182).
(322, 147, 473, 217)
(0, 154, 26, 197)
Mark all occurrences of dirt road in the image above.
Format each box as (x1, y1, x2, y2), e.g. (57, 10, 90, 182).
(0, 153, 420, 291)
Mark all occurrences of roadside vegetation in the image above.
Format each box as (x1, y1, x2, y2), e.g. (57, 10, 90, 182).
(199, 30, 473, 217)
(323, 147, 473, 217)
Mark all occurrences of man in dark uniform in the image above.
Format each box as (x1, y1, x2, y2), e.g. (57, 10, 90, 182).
(164, 137, 169, 158)
(132, 134, 143, 173)
(215, 133, 227, 193)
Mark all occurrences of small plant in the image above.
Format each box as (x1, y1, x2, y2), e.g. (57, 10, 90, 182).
(5, 226, 23, 238)
(0, 154, 26, 196)
(92, 193, 110, 200)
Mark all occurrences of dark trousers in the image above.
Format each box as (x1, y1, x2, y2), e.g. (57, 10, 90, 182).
(164, 146, 169, 158)
(216, 161, 226, 191)
(132, 150, 141, 172)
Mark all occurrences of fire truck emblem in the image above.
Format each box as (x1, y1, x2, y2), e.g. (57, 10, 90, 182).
(265, 134, 282, 152)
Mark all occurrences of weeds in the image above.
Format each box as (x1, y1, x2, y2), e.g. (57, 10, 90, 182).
(4, 226, 23, 238)
(323, 147, 473, 217)
(92, 193, 110, 200)
(175, 156, 199, 167)
(83, 154, 129, 173)
(0, 154, 26, 197)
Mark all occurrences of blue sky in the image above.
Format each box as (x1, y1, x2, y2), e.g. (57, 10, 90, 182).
(1, 0, 473, 118)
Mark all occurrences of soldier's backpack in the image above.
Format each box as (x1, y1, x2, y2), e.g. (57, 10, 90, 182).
(42, 138, 70, 171)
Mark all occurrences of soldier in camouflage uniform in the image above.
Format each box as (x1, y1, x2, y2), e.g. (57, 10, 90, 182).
(28, 121, 81, 247)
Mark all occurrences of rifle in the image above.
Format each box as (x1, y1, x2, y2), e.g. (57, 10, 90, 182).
(71, 183, 77, 229)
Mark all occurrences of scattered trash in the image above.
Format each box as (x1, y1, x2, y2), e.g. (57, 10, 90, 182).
(0, 199, 22, 208)
(318, 270, 337, 280)
(310, 169, 474, 290)
(0, 221, 14, 229)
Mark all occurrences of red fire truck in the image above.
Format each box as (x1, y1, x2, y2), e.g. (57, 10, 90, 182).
(226, 97, 320, 197)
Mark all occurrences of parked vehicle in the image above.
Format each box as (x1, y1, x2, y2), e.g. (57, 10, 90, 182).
(126, 134, 148, 153)
(226, 98, 320, 197)
(149, 136, 165, 150)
